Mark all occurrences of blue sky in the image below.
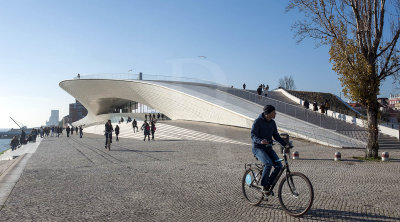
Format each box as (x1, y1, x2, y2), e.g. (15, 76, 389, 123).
(0, 0, 398, 128)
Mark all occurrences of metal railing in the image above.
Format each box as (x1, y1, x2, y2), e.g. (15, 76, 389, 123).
(220, 87, 364, 130)
(73, 73, 222, 87)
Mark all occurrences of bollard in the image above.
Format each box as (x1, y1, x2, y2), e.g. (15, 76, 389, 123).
(334, 152, 341, 161)
(381, 152, 389, 161)
(293, 151, 299, 160)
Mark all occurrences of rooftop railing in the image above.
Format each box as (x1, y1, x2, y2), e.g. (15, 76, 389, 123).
(73, 73, 222, 87)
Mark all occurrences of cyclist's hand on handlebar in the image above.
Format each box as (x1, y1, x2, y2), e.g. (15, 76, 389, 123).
(285, 141, 294, 149)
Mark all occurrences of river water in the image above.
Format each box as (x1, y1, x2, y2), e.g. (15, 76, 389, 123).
(0, 138, 11, 153)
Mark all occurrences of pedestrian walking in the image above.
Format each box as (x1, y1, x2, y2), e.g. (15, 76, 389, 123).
(151, 120, 156, 140)
(243, 83, 246, 90)
(141, 120, 151, 141)
(66, 126, 71, 137)
(115, 125, 120, 141)
(132, 119, 138, 133)
(79, 126, 83, 138)
(75, 126, 78, 135)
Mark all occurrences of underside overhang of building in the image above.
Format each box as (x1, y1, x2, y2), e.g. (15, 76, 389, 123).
(59, 79, 254, 128)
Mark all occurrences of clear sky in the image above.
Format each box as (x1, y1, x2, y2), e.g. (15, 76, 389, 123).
(0, 0, 398, 128)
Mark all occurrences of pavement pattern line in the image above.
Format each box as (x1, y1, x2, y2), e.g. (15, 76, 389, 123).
(86, 121, 251, 146)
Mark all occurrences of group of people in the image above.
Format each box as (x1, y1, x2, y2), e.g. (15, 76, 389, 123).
(65, 125, 84, 138)
(144, 113, 165, 122)
(104, 117, 158, 148)
(9, 125, 85, 151)
(10, 128, 40, 151)
(303, 99, 330, 114)
(256, 84, 269, 98)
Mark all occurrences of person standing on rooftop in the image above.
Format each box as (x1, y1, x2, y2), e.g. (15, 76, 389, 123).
(257, 85, 262, 99)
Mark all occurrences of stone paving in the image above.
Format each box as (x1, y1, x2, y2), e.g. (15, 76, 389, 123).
(0, 120, 399, 221)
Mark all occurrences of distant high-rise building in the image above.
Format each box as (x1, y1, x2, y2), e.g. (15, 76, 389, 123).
(69, 100, 88, 123)
(46, 110, 59, 126)
(62, 115, 71, 127)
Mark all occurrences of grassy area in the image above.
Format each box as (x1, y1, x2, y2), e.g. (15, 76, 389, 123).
(0, 148, 10, 155)
(352, 156, 382, 162)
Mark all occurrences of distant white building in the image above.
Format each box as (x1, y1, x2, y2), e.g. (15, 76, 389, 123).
(389, 94, 400, 110)
(46, 110, 59, 126)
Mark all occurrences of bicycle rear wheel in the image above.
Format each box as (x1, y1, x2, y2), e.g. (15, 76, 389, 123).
(241, 168, 263, 206)
(278, 172, 314, 217)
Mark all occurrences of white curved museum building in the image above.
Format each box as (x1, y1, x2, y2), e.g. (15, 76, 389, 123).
(59, 74, 366, 148)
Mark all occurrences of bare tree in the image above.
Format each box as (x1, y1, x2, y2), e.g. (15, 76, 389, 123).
(287, 0, 400, 158)
(279, 75, 296, 90)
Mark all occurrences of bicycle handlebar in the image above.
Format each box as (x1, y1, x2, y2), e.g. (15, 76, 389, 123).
(270, 140, 294, 149)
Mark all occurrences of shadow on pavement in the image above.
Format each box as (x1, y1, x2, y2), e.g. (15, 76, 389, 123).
(111, 149, 176, 153)
(303, 208, 400, 222)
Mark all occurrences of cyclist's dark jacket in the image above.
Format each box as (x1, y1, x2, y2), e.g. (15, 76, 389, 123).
(105, 123, 113, 133)
(251, 113, 286, 149)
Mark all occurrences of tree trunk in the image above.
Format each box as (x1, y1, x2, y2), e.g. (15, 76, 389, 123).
(366, 101, 379, 158)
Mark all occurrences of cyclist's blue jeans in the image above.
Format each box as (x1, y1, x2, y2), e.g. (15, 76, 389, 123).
(252, 146, 282, 187)
(105, 132, 112, 146)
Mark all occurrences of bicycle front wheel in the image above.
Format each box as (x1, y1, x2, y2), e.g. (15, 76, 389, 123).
(241, 168, 263, 206)
(278, 172, 314, 217)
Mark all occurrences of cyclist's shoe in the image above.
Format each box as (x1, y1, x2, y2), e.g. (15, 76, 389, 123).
(261, 185, 270, 192)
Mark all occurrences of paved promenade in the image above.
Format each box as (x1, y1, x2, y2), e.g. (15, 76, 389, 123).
(0, 121, 399, 221)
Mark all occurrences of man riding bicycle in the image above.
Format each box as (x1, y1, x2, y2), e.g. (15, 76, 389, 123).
(105, 120, 114, 148)
(251, 105, 287, 192)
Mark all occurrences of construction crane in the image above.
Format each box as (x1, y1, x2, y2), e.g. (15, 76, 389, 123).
(10, 117, 26, 129)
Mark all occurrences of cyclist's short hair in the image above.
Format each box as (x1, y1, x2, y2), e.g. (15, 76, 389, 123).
(263, 105, 275, 115)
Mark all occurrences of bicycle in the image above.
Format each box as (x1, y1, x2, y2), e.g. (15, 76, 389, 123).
(242, 138, 314, 217)
(105, 131, 112, 151)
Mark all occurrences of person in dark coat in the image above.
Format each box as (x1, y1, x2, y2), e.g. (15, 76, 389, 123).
(257, 85, 262, 99)
(132, 119, 138, 133)
(79, 126, 83, 138)
(66, 126, 71, 137)
(115, 125, 120, 141)
(251, 105, 287, 192)
(75, 126, 78, 135)
(150, 121, 156, 140)
(141, 120, 151, 141)
(304, 99, 310, 109)
(313, 101, 318, 111)
(104, 120, 113, 148)
(20, 130, 26, 145)
(10, 136, 19, 151)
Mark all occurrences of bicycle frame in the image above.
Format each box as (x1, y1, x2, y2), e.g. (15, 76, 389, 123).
(245, 143, 296, 194)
